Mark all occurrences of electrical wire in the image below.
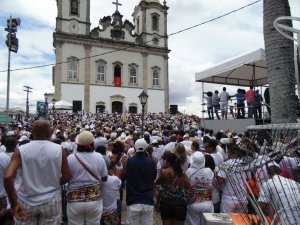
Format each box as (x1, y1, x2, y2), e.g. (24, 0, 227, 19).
(0, 0, 262, 73)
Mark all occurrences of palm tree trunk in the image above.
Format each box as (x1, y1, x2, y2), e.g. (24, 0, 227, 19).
(263, 0, 298, 123)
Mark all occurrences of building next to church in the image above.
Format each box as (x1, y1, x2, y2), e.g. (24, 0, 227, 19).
(53, 0, 170, 114)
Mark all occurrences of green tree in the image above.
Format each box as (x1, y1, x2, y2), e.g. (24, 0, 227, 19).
(263, 0, 298, 123)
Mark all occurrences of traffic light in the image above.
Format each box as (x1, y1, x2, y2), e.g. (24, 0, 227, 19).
(5, 33, 19, 53)
(5, 18, 21, 33)
(4, 17, 21, 53)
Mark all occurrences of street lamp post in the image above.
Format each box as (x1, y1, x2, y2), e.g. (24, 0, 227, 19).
(52, 98, 56, 114)
(138, 90, 149, 136)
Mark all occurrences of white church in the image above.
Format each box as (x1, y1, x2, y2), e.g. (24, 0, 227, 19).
(53, 0, 170, 113)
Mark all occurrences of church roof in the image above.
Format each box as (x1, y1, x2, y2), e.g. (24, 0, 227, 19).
(140, 0, 160, 3)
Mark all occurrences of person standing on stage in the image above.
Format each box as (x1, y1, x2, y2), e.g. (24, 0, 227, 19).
(218, 87, 230, 120)
(212, 90, 220, 120)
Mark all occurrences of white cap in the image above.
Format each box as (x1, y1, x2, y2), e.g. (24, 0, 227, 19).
(135, 138, 148, 152)
(6, 131, 15, 136)
(76, 131, 95, 146)
(267, 161, 280, 169)
(18, 135, 29, 142)
(110, 132, 117, 139)
(190, 152, 205, 169)
(220, 138, 230, 145)
(183, 133, 189, 138)
(151, 139, 158, 144)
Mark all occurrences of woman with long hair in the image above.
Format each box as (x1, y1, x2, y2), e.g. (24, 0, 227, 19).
(156, 153, 191, 225)
(174, 143, 190, 172)
(67, 131, 108, 225)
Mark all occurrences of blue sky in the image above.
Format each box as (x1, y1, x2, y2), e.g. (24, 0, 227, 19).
(0, 0, 299, 114)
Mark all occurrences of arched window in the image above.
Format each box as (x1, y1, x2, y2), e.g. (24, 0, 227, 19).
(152, 67, 160, 86)
(129, 64, 138, 85)
(71, 0, 79, 15)
(68, 57, 78, 80)
(152, 15, 159, 31)
(96, 60, 106, 82)
(113, 61, 123, 87)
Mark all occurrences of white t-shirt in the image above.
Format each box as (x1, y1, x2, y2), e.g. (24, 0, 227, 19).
(181, 156, 190, 172)
(0, 152, 10, 197)
(68, 151, 108, 188)
(152, 146, 164, 162)
(181, 140, 193, 150)
(186, 167, 214, 203)
(18, 141, 62, 206)
(219, 91, 229, 103)
(218, 159, 248, 202)
(280, 156, 300, 170)
(258, 175, 300, 225)
(164, 142, 176, 152)
(101, 175, 121, 214)
(210, 152, 224, 167)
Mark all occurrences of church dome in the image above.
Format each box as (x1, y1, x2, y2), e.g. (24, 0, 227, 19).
(140, 0, 160, 3)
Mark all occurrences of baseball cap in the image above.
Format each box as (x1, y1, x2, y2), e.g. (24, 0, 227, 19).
(135, 138, 148, 152)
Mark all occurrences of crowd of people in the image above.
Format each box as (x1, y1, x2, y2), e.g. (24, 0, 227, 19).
(0, 112, 299, 225)
(203, 85, 270, 120)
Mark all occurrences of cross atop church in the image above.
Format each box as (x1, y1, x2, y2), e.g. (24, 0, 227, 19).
(112, 0, 122, 12)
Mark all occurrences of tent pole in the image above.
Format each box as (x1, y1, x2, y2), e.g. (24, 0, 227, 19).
(202, 82, 206, 129)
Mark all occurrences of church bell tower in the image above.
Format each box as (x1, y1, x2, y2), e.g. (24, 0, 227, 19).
(55, 0, 91, 35)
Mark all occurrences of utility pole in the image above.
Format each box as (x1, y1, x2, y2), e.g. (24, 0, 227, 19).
(4, 16, 21, 126)
(23, 86, 33, 119)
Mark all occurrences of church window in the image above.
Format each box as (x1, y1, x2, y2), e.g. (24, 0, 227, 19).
(129, 64, 138, 85)
(71, 0, 79, 15)
(113, 62, 123, 87)
(96, 60, 106, 83)
(152, 67, 160, 86)
(67, 57, 78, 80)
(152, 14, 159, 31)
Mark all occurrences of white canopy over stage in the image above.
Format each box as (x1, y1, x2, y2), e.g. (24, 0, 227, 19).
(48, 100, 73, 110)
(195, 48, 268, 87)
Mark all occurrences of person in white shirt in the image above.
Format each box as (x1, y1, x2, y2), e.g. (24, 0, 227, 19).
(258, 162, 300, 225)
(217, 144, 248, 214)
(164, 134, 177, 152)
(101, 167, 121, 225)
(218, 87, 230, 120)
(181, 134, 193, 151)
(205, 139, 224, 167)
(0, 152, 11, 223)
(67, 131, 108, 225)
(186, 152, 214, 225)
(4, 120, 71, 224)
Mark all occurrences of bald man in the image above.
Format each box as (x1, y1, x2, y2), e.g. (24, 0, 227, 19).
(4, 119, 70, 224)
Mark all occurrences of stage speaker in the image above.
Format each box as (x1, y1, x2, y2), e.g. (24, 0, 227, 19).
(73, 101, 82, 113)
(170, 105, 178, 115)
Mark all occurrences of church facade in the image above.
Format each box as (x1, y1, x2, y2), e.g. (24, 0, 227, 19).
(53, 0, 170, 113)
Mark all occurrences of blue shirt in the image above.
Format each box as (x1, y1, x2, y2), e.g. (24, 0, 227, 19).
(234, 92, 245, 104)
(126, 154, 156, 206)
